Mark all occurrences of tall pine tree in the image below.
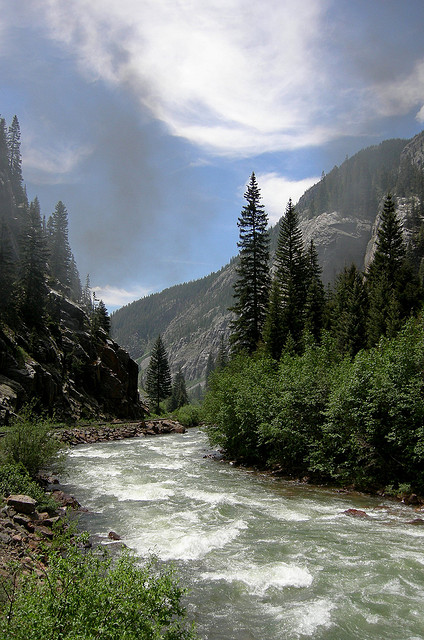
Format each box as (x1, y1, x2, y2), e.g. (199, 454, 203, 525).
(230, 173, 270, 354)
(303, 240, 325, 342)
(266, 199, 307, 356)
(7, 115, 25, 207)
(47, 201, 72, 294)
(331, 264, 368, 357)
(18, 197, 49, 327)
(366, 193, 419, 344)
(145, 335, 172, 414)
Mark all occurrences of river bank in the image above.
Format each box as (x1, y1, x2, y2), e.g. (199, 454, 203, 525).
(0, 419, 186, 580)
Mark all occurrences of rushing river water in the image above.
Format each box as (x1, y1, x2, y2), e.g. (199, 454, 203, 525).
(61, 428, 424, 640)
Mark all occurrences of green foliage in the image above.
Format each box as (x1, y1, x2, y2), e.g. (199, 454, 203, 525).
(203, 353, 277, 462)
(316, 316, 424, 490)
(168, 368, 189, 411)
(47, 200, 72, 294)
(266, 199, 308, 356)
(145, 335, 172, 414)
(171, 404, 202, 427)
(205, 316, 424, 492)
(230, 173, 270, 354)
(18, 197, 49, 327)
(0, 538, 198, 640)
(0, 405, 64, 477)
(0, 463, 57, 513)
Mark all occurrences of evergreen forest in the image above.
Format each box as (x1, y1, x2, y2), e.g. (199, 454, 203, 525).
(204, 172, 424, 496)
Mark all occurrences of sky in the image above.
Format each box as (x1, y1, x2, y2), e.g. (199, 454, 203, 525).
(2, 0, 424, 311)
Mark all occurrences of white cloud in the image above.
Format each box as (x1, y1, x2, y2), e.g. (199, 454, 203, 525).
(22, 141, 92, 184)
(373, 59, 424, 118)
(32, 0, 337, 156)
(416, 105, 424, 123)
(256, 172, 320, 225)
(91, 284, 152, 310)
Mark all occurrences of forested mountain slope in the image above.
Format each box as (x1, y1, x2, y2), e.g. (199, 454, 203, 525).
(111, 131, 424, 386)
(0, 115, 143, 423)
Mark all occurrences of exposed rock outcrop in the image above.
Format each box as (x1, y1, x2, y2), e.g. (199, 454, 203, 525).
(0, 292, 144, 425)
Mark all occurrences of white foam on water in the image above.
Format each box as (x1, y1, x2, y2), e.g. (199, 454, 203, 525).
(114, 482, 176, 502)
(128, 519, 247, 561)
(184, 488, 241, 507)
(294, 599, 335, 637)
(144, 459, 186, 470)
(201, 561, 313, 595)
(69, 448, 118, 459)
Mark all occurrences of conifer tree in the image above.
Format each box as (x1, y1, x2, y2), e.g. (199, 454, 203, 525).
(18, 197, 49, 327)
(92, 299, 111, 335)
(366, 193, 416, 344)
(145, 335, 172, 414)
(7, 115, 25, 206)
(263, 279, 284, 359)
(230, 173, 270, 354)
(168, 368, 188, 411)
(331, 264, 368, 357)
(69, 255, 82, 302)
(215, 335, 229, 370)
(0, 219, 16, 321)
(82, 274, 93, 315)
(47, 201, 72, 294)
(267, 199, 307, 356)
(303, 240, 325, 342)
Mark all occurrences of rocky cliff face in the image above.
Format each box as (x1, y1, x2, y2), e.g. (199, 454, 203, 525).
(0, 291, 143, 425)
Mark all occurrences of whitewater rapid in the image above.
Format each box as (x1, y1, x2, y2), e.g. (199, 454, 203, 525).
(62, 428, 424, 640)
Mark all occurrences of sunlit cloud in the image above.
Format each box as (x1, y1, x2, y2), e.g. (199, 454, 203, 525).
(30, 0, 343, 156)
(23, 141, 92, 184)
(91, 284, 152, 310)
(256, 173, 320, 225)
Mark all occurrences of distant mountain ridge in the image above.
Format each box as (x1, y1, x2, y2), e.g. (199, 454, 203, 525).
(111, 131, 424, 387)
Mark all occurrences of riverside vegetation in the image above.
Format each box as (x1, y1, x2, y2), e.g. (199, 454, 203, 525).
(203, 175, 424, 497)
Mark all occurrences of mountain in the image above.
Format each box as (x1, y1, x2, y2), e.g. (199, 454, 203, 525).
(112, 131, 424, 389)
(0, 115, 143, 424)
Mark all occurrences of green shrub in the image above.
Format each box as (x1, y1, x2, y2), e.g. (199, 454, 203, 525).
(0, 537, 198, 640)
(0, 463, 57, 513)
(0, 405, 64, 477)
(172, 404, 202, 427)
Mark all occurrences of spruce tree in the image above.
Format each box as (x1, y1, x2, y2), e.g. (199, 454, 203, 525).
(69, 255, 82, 302)
(92, 299, 111, 336)
(263, 279, 284, 359)
(331, 264, 368, 357)
(0, 219, 16, 321)
(18, 197, 49, 327)
(47, 201, 72, 294)
(168, 368, 188, 411)
(7, 115, 25, 206)
(230, 173, 270, 354)
(303, 240, 325, 342)
(366, 193, 415, 345)
(145, 335, 172, 414)
(267, 199, 307, 356)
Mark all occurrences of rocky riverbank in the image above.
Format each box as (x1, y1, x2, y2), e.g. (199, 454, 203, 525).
(57, 419, 186, 445)
(0, 490, 83, 580)
(0, 419, 187, 580)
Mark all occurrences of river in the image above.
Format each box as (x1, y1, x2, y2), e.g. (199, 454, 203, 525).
(61, 427, 424, 640)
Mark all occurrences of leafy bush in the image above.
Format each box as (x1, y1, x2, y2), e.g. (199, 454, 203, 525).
(204, 318, 424, 492)
(171, 404, 202, 427)
(0, 538, 198, 640)
(0, 405, 64, 477)
(203, 352, 278, 462)
(0, 463, 57, 513)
